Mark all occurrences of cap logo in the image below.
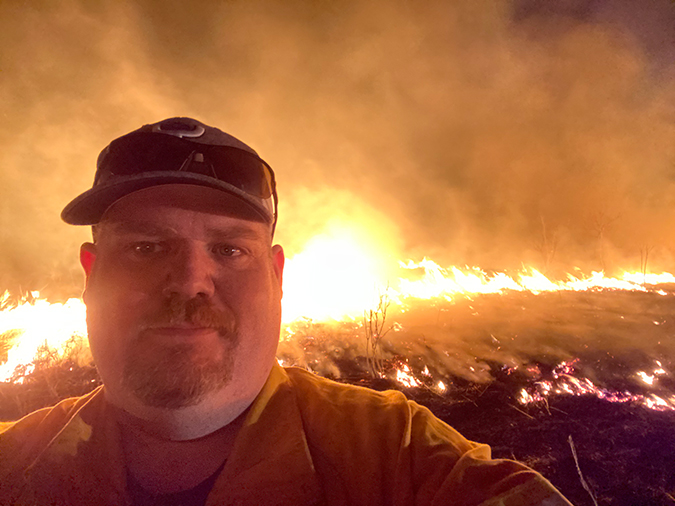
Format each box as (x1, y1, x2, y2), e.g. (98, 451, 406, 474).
(153, 119, 205, 138)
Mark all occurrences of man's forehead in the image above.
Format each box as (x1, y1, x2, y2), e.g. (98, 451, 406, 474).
(95, 185, 273, 241)
(100, 219, 268, 241)
(101, 184, 267, 223)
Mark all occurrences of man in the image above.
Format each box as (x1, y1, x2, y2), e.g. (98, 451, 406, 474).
(0, 118, 572, 505)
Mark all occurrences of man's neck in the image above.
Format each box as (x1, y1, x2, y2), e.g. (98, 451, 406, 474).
(116, 406, 246, 495)
(105, 385, 257, 440)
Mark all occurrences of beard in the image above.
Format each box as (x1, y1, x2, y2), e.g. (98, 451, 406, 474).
(122, 293, 239, 409)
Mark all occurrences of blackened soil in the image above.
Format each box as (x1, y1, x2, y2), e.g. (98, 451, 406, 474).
(356, 376, 675, 506)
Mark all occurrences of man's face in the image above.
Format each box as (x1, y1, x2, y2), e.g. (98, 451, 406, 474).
(81, 184, 284, 414)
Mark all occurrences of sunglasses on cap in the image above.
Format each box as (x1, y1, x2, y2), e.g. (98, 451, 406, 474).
(96, 131, 277, 222)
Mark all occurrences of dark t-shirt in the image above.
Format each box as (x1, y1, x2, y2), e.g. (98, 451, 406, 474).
(127, 461, 226, 506)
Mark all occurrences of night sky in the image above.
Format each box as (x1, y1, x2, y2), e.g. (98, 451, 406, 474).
(1, 0, 675, 298)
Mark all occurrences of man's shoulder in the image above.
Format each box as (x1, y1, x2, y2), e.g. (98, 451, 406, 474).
(0, 387, 104, 475)
(1, 387, 103, 436)
(281, 365, 436, 426)
(277, 367, 572, 506)
(281, 365, 474, 453)
(283, 365, 410, 407)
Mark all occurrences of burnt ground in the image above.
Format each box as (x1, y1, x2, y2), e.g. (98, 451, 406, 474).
(360, 377, 675, 506)
(1, 361, 674, 506)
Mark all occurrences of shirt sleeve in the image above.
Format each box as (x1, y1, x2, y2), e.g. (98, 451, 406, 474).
(406, 401, 573, 506)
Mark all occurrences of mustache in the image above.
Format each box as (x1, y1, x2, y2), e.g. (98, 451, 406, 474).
(140, 293, 237, 335)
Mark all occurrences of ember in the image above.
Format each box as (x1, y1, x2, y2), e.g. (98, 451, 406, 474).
(395, 363, 423, 388)
(517, 358, 675, 413)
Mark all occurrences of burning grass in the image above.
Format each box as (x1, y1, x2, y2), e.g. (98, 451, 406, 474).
(0, 337, 100, 420)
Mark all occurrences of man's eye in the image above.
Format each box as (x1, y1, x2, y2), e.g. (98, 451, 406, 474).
(213, 245, 243, 257)
(131, 242, 164, 255)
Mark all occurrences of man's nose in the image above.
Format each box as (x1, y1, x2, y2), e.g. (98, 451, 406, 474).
(163, 246, 215, 298)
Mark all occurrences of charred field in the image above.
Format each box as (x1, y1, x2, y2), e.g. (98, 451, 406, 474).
(2, 287, 675, 505)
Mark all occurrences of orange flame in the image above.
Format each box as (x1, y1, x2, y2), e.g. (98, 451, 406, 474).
(0, 291, 88, 382)
(282, 224, 392, 322)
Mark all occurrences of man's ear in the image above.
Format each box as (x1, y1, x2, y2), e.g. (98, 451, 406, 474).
(271, 244, 285, 289)
(80, 242, 97, 280)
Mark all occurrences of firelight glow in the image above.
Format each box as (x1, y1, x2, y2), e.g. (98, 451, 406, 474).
(0, 292, 87, 383)
(281, 224, 392, 323)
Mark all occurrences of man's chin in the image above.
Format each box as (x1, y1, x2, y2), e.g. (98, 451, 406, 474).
(122, 341, 235, 410)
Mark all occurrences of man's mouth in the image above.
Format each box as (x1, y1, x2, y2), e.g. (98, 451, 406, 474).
(141, 325, 220, 341)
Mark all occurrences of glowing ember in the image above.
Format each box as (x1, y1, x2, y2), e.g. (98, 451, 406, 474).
(518, 360, 675, 412)
(636, 363, 667, 386)
(395, 364, 422, 388)
(637, 372, 656, 386)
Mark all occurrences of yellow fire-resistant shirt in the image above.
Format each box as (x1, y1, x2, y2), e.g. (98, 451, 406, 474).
(0, 364, 572, 505)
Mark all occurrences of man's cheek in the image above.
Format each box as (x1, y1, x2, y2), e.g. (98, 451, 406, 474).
(93, 267, 155, 299)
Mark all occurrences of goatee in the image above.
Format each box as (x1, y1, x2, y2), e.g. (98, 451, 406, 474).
(122, 293, 239, 409)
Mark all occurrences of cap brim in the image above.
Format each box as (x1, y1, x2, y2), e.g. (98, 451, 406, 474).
(61, 172, 274, 225)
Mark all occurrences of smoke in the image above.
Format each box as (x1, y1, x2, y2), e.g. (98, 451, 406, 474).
(2, 0, 675, 299)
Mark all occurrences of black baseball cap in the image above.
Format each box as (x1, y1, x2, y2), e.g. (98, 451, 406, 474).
(61, 117, 278, 232)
